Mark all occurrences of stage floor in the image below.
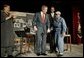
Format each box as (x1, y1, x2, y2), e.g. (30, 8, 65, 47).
(14, 43, 83, 57)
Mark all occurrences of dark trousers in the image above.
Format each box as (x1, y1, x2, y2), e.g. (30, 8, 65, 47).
(49, 30, 55, 52)
(1, 47, 14, 57)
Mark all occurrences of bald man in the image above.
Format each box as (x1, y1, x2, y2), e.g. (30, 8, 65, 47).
(53, 11, 67, 56)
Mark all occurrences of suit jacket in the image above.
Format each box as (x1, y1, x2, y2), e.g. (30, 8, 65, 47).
(49, 13, 55, 28)
(32, 12, 50, 33)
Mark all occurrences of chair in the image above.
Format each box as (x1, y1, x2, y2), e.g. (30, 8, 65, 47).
(25, 33, 34, 52)
(15, 31, 26, 54)
(64, 28, 71, 52)
(14, 38, 21, 51)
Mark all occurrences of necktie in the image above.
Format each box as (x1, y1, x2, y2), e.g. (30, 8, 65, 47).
(41, 14, 45, 23)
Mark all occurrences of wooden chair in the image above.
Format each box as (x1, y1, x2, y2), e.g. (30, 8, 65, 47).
(14, 38, 21, 51)
(14, 38, 27, 53)
(25, 33, 34, 52)
(64, 28, 71, 52)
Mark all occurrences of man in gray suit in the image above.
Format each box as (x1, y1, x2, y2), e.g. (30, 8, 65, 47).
(32, 5, 50, 56)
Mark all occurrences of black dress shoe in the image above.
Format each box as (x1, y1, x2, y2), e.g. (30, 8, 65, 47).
(7, 55, 14, 57)
(41, 53, 47, 55)
(36, 53, 41, 56)
(50, 51, 53, 53)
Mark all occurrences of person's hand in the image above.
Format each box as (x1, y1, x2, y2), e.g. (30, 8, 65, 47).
(34, 26, 38, 32)
(62, 32, 66, 36)
(50, 27, 53, 30)
(6, 14, 12, 20)
(12, 15, 16, 19)
(11, 13, 17, 19)
(47, 28, 50, 33)
(77, 34, 82, 38)
(9, 14, 13, 18)
(12, 13, 17, 19)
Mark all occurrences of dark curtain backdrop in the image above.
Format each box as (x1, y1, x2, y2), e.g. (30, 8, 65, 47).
(72, 7, 81, 44)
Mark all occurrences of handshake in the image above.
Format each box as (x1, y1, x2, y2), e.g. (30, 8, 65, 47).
(34, 26, 50, 33)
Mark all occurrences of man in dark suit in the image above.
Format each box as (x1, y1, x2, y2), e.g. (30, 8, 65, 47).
(32, 5, 50, 56)
(48, 6, 56, 53)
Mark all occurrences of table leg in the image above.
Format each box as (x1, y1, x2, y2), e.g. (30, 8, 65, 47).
(70, 36, 71, 52)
